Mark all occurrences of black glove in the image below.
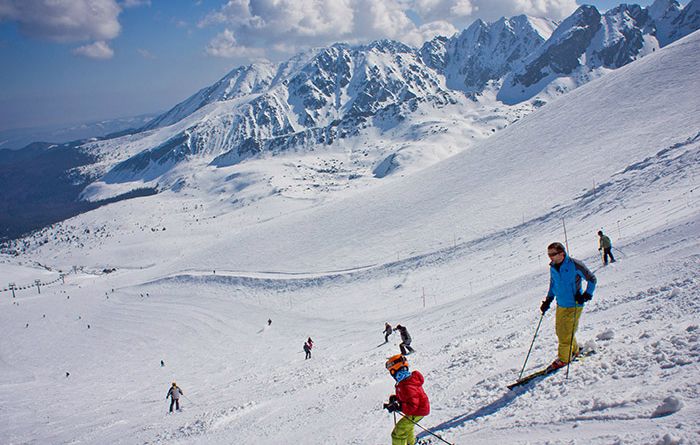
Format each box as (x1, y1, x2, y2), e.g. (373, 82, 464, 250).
(598, 248, 602, 251)
(383, 400, 401, 413)
(575, 292, 592, 304)
(540, 297, 553, 314)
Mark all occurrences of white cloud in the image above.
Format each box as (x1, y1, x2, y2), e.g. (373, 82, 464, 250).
(198, 0, 578, 61)
(0, 0, 122, 43)
(205, 29, 265, 59)
(121, 0, 151, 7)
(137, 48, 155, 59)
(72, 40, 115, 59)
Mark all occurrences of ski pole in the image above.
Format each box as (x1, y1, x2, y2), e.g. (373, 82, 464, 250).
(613, 246, 627, 257)
(565, 306, 579, 380)
(518, 313, 544, 380)
(399, 412, 454, 445)
(182, 394, 197, 406)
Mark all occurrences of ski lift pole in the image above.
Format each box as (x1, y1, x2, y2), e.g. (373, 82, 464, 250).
(399, 412, 454, 445)
(518, 313, 544, 380)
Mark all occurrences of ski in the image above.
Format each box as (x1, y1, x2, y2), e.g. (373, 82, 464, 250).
(508, 349, 597, 390)
(507, 366, 559, 390)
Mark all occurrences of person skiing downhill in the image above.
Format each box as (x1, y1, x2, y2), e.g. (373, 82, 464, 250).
(166, 382, 183, 412)
(598, 230, 616, 265)
(395, 325, 415, 355)
(384, 322, 393, 343)
(540, 242, 597, 370)
(383, 354, 430, 445)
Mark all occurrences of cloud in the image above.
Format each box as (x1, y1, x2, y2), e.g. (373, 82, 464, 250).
(121, 0, 151, 7)
(0, 0, 122, 43)
(205, 29, 266, 59)
(137, 48, 156, 59)
(199, 0, 578, 61)
(72, 40, 115, 59)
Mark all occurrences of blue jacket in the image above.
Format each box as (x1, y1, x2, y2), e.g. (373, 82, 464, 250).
(547, 255, 597, 308)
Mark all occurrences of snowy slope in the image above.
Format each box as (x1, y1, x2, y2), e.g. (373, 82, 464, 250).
(0, 29, 699, 445)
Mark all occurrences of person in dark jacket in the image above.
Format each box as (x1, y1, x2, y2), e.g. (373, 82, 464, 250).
(303, 337, 313, 359)
(540, 242, 597, 370)
(166, 382, 183, 412)
(384, 354, 430, 445)
(395, 324, 415, 355)
(383, 322, 393, 343)
(598, 230, 616, 265)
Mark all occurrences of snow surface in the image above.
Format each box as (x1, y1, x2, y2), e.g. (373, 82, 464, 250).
(1, 31, 699, 445)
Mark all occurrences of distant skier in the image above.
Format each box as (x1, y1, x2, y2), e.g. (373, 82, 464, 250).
(598, 230, 616, 265)
(383, 354, 430, 445)
(160, 360, 165, 367)
(267, 318, 272, 326)
(395, 325, 415, 355)
(166, 382, 183, 412)
(383, 322, 393, 343)
(303, 337, 314, 359)
(540, 242, 597, 370)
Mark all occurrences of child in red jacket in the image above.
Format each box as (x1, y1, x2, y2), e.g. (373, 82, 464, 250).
(384, 354, 430, 445)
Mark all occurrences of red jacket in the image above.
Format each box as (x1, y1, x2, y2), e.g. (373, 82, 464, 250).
(395, 371, 430, 416)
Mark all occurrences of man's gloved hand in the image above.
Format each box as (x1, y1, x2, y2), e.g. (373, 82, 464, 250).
(540, 297, 553, 314)
(598, 247, 602, 251)
(383, 400, 401, 413)
(575, 292, 593, 304)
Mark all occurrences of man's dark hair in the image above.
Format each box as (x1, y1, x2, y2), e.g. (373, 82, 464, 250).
(547, 242, 566, 253)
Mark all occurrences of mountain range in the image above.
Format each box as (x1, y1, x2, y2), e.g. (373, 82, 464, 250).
(1, 0, 698, 241)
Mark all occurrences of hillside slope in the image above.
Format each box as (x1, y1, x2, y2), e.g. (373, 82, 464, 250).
(0, 27, 698, 445)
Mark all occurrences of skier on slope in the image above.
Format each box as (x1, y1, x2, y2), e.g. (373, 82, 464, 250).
(395, 325, 415, 355)
(383, 354, 430, 445)
(304, 337, 313, 359)
(166, 382, 183, 412)
(384, 322, 393, 343)
(540, 242, 597, 370)
(598, 230, 616, 265)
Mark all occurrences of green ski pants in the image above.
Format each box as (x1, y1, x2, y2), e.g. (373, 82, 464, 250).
(556, 306, 582, 362)
(392, 415, 423, 445)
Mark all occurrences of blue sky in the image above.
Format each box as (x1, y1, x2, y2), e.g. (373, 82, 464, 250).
(0, 0, 659, 131)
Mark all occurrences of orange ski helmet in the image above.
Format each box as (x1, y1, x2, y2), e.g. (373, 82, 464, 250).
(385, 354, 409, 376)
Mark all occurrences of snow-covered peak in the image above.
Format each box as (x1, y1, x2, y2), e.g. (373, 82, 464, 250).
(143, 62, 277, 130)
(497, 2, 699, 104)
(421, 14, 556, 93)
(647, 0, 681, 20)
(668, 0, 700, 43)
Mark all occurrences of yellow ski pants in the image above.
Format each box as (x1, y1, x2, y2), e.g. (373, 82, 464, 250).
(556, 306, 582, 363)
(392, 415, 423, 445)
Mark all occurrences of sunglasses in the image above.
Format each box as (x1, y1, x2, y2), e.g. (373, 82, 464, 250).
(548, 251, 563, 257)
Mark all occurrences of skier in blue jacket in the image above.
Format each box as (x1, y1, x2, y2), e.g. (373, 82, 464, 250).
(540, 242, 597, 370)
